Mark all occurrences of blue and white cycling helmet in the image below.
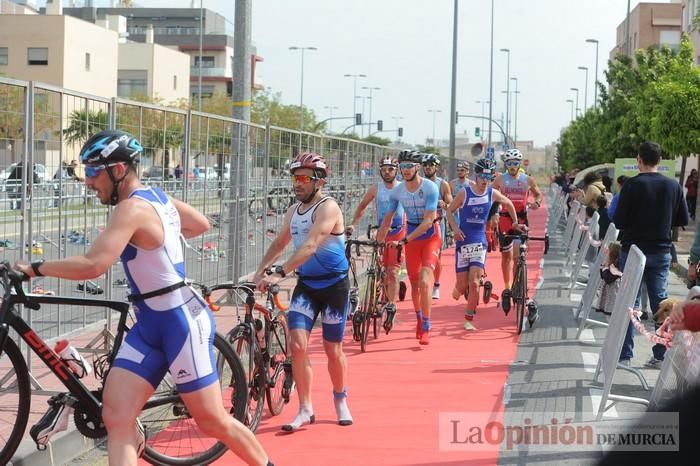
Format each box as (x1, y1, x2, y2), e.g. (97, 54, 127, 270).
(79, 129, 143, 165)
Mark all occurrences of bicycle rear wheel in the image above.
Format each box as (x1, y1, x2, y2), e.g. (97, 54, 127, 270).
(142, 332, 247, 466)
(228, 324, 265, 432)
(0, 337, 31, 465)
(266, 317, 289, 416)
(373, 273, 385, 340)
(514, 261, 526, 335)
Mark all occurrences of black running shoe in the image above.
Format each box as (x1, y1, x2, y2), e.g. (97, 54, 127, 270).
(398, 281, 407, 301)
(383, 304, 397, 334)
(501, 289, 511, 315)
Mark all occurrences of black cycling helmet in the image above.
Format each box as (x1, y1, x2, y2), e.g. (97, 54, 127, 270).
(474, 157, 497, 180)
(79, 130, 143, 205)
(79, 129, 143, 165)
(422, 153, 440, 166)
(398, 149, 423, 164)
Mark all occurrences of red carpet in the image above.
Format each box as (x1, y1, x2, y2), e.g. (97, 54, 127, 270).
(143, 204, 548, 466)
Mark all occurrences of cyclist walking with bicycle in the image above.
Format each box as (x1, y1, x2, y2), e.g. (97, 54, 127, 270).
(346, 157, 405, 333)
(446, 158, 523, 330)
(15, 130, 272, 466)
(421, 153, 453, 299)
(378, 150, 441, 346)
(253, 152, 353, 431)
(492, 148, 543, 313)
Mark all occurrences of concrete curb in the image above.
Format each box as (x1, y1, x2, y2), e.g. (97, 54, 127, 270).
(11, 426, 102, 466)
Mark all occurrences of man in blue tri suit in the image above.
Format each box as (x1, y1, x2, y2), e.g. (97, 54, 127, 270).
(421, 153, 453, 299)
(17, 130, 272, 466)
(446, 157, 522, 331)
(346, 157, 406, 333)
(450, 161, 471, 195)
(254, 152, 353, 432)
(378, 150, 442, 346)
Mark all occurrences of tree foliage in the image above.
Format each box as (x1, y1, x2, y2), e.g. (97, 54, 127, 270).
(558, 36, 700, 174)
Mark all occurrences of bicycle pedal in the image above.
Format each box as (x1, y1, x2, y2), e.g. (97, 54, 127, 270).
(30, 401, 73, 449)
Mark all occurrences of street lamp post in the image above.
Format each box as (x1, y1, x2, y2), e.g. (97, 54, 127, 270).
(500, 48, 511, 143)
(361, 86, 380, 134)
(344, 73, 367, 135)
(428, 109, 442, 147)
(570, 87, 579, 117)
(585, 38, 599, 109)
(566, 99, 574, 122)
(577, 66, 589, 112)
(323, 105, 339, 132)
(487, 0, 495, 148)
(288, 46, 317, 131)
(510, 77, 519, 147)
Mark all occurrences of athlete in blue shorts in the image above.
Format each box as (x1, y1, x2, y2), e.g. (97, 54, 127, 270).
(446, 157, 522, 331)
(254, 152, 352, 432)
(17, 130, 271, 466)
(421, 153, 453, 299)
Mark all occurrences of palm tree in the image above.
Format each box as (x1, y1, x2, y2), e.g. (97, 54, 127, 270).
(62, 109, 109, 147)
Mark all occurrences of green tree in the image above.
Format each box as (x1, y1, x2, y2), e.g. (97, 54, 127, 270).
(62, 109, 109, 146)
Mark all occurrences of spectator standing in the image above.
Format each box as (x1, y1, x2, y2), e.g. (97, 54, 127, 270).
(575, 171, 606, 209)
(174, 163, 183, 180)
(607, 175, 627, 221)
(685, 168, 698, 221)
(614, 141, 689, 368)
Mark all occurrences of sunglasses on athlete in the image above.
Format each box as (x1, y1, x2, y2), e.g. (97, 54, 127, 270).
(504, 160, 521, 168)
(84, 162, 124, 178)
(476, 173, 496, 181)
(290, 174, 320, 184)
(399, 162, 417, 170)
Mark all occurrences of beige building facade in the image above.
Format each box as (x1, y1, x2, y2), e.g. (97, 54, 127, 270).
(610, 2, 682, 58)
(0, 14, 118, 98)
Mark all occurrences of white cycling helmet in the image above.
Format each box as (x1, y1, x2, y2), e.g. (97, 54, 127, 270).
(502, 148, 524, 163)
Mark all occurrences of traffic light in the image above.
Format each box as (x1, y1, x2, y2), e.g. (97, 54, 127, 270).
(398, 127, 403, 137)
(355, 113, 362, 125)
(475, 127, 480, 137)
(377, 120, 383, 131)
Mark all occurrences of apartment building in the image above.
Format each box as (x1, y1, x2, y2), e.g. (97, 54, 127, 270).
(677, 0, 700, 62)
(610, 2, 682, 59)
(62, 6, 263, 100)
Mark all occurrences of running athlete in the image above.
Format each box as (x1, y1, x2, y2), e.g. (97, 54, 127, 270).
(346, 157, 405, 333)
(450, 161, 472, 194)
(254, 152, 353, 432)
(491, 148, 543, 312)
(446, 157, 522, 330)
(378, 149, 441, 346)
(421, 153, 453, 299)
(16, 130, 271, 466)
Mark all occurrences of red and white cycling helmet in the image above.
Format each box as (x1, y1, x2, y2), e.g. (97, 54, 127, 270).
(379, 157, 398, 168)
(289, 152, 328, 178)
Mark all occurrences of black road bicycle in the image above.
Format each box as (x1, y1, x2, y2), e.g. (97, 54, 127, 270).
(501, 233, 549, 334)
(346, 226, 402, 352)
(199, 276, 292, 433)
(0, 263, 247, 466)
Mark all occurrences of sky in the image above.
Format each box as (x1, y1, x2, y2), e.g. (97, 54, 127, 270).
(42, 0, 655, 147)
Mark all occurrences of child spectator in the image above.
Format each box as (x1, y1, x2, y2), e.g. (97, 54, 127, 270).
(596, 194, 611, 239)
(595, 242, 622, 316)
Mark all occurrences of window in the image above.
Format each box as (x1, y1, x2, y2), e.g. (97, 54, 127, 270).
(660, 30, 681, 49)
(0, 48, 7, 66)
(173, 75, 177, 90)
(193, 56, 215, 68)
(118, 70, 148, 97)
(85, 53, 90, 71)
(192, 85, 214, 99)
(27, 47, 48, 66)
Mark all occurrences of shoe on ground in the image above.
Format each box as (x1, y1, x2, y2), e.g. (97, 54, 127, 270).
(640, 311, 649, 321)
(644, 357, 663, 369)
(432, 285, 440, 300)
(419, 330, 430, 345)
(416, 321, 422, 339)
(463, 320, 477, 331)
(618, 359, 631, 367)
(398, 281, 407, 301)
(501, 289, 511, 315)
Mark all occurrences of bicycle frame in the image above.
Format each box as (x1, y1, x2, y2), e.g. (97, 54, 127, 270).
(0, 293, 130, 421)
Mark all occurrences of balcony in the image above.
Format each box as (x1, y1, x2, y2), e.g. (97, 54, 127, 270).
(190, 67, 229, 77)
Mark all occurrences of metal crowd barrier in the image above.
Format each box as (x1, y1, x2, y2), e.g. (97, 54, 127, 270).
(567, 212, 599, 288)
(648, 330, 700, 411)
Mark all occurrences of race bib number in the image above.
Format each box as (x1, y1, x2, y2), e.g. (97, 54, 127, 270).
(457, 242, 485, 268)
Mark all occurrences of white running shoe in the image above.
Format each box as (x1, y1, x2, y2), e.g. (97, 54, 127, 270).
(432, 285, 440, 299)
(463, 320, 477, 331)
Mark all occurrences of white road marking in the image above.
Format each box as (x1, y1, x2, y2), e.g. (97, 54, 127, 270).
(581, 352, 599, 373)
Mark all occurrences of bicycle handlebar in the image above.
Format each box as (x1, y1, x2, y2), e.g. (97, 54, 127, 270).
(502, 233, 549, 255)
(0, 261, 40, 310)
(345, 239, 403, 263)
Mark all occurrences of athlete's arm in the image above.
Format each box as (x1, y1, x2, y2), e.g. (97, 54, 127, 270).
(492, 189, 523, 231)
(528, 176, 543, 208)
(171, 196, 210, 238)
(347, 184, 377, 234)
(253, 207, 294, 281)
(446, 188, 466, 241)
(17, 199, 143, 279)
(279, 200, 342, 275)
(441, 180, 454, 206)
(492, 173, 503, 191)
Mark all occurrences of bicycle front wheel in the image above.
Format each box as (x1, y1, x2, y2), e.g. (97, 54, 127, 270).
(360, 273, 376, 353)
(228, 324, 265, 432)
(0, 337, 31, 465)
(514, 261, 527, 335)
(266, 316, 289, 416)
(142, 332, 247, 466)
